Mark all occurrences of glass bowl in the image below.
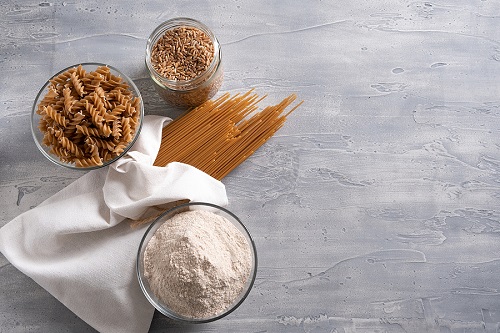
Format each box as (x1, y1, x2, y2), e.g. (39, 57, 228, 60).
(31, 62, 144, 170)
(136, 202, 258, 323)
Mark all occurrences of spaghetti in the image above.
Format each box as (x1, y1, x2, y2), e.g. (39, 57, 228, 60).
(154, 90, 302, 180)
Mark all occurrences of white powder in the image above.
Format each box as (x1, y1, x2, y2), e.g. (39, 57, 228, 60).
(143, 209, 253, 319)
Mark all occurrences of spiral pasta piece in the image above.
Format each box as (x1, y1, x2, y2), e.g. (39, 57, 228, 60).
(49, 68, 76, 87)
(121, 117, 132, 142)
(76, 125, 101, 137)
(96, 122, 112, 137)
(62, 87, 74, 115)
(70, 72, 85, 97)
(111, 119, 122, 138)
(44, 105, 67, 127)
(75, 154, 103, 168)
(59, 136, 84, 158)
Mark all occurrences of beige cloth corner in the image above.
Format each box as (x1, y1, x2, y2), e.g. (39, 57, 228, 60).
(0, 115, 228, 333)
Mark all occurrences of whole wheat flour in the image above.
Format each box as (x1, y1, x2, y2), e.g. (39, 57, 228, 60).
(143, 209, 253, 319)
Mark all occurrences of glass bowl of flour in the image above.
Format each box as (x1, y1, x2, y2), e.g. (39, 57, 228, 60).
(136, 202, 257, 323)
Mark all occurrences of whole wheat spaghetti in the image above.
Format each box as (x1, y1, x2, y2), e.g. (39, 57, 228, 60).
(154, 90, 302, 180)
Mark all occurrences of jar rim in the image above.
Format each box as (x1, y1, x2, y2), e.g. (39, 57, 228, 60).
(145, 17, 221, 90)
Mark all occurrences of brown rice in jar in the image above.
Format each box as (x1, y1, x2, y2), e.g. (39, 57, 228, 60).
(145, 18, 223, 108)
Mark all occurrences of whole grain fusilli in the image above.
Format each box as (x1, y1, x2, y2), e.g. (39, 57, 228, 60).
(36, 64, 142, 167)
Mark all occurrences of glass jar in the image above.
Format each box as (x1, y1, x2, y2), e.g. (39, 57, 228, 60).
(145, 18, 223, 108)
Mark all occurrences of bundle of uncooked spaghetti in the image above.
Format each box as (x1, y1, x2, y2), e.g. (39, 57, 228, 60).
(154, 90, 302, 180)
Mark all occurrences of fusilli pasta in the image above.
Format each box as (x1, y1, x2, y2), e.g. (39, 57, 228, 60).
(36, 64, 142, 167)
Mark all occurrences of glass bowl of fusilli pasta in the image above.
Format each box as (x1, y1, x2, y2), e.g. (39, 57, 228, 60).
(31, 63, 144, 170)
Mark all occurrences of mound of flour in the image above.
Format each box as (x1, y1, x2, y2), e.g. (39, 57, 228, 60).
(143, 210, 252, 318)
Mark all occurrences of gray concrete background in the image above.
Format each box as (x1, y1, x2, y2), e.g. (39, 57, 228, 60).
(1, 0, 500, 332)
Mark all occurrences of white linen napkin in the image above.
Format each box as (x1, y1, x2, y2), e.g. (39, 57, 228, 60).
(0, 115, 229, 333)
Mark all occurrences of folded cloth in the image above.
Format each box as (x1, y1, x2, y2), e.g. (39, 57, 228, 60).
(0, 115, 228, 333)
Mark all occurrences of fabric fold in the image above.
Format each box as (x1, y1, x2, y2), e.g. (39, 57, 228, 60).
(0, 115, 228, 333)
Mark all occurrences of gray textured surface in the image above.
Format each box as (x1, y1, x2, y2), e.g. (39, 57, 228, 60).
(1, 0, 500, 332)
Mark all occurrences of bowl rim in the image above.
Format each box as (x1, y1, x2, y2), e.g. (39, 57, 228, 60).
(136, 201, 258, 323)
(31, 62, 144, 171)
